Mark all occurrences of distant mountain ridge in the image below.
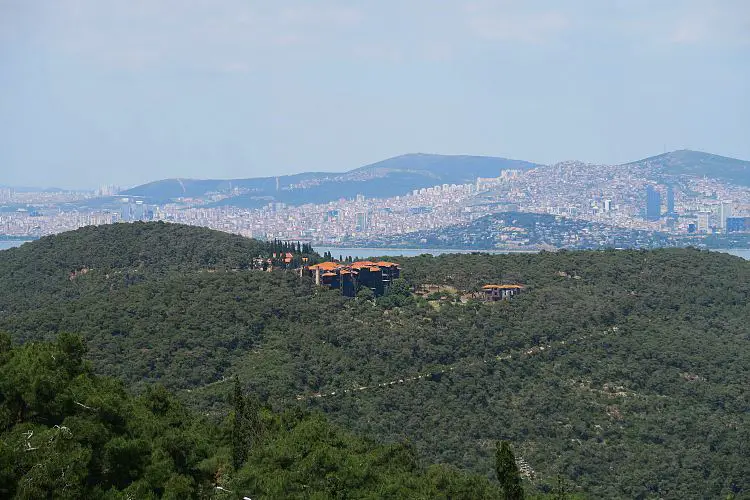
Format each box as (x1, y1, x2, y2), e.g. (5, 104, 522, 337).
(0, 184, 71, 193)
(628, 149, 750, 186)
(119, 149, 750, 207)
(121, 153, 540, 206)
(348, 153, 538, 179)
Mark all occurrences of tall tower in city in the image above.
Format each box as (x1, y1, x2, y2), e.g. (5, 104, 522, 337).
(120, 198, 132, 222)
(133, 200, 145, 221)
(355, 212, 368, 232)
(697, 211, 711, 232)
(666, 186, 675, 216)
(720, 200, 733, 229)
(645, 186, 661, 220)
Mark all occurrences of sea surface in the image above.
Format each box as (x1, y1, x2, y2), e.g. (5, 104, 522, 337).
(1, 240, 748, 260)
(0, 240, 33, 251)
(719, 248, 750, 260)
(316, 246, 750, 261)
(314, 247, 536, 259)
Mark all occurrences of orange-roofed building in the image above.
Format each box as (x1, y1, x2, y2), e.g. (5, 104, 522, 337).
(309, 261, 341, 271)
(301, 259, 400, 297)
(350, 260, 377, 269)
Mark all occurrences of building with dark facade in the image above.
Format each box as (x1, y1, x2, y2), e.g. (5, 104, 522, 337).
(666, 186, 675, 216)
(726, 217, 749, 233)
(303, 260, 401, 297)
(646, 186, 661, 220)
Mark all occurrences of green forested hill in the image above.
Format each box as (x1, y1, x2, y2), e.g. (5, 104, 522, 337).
(1, 223, 748, 498)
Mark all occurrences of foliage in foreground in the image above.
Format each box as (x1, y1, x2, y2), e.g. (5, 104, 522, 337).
(0, 333, 505, 498)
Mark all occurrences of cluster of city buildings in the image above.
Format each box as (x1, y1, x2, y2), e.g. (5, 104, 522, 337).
(644, 185, 747, 234)
(481, 161, 750, 237)
(2, 161, 749, 246)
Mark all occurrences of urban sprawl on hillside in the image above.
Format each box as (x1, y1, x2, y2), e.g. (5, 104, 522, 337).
(2, 158, 749, 249)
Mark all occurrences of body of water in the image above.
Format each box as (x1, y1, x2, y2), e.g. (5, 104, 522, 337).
(315, 246, 750, 260)
(315, 247, 536, 259)
(0, 240, 33, 251)
(718, 248, 750, 260)
(1, 240, 748, 259)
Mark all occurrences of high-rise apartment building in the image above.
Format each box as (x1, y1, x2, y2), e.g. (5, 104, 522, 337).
(697, 211, 711, 232)
(355, 212, 368, 232)
(719, 200, 733, 229)
(666, 186, 675, 216)
(133, 200, 145, 221)
(646, 186, 661, 220)
(120, 199, 132, 222)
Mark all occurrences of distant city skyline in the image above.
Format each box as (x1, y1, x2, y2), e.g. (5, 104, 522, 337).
(2, 1, 749, 189)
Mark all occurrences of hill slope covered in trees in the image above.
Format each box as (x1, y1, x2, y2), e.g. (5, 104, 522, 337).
(1, 223, 748, 498)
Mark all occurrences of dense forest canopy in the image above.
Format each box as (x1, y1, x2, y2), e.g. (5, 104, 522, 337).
(0, 222, 748, 498)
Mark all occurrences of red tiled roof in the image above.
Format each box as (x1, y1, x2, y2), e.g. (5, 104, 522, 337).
(351, 260, 376, 269)
(374, 261, 398, 267)
(310, 261, 340, 271)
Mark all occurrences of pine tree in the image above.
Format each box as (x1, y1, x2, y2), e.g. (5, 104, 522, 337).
(231, 378, 247, 470)
(553, 474, 568, 499)
(495, 441, 524, 500)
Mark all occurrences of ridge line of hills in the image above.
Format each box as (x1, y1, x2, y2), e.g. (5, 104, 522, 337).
(115, 149, 750, 207)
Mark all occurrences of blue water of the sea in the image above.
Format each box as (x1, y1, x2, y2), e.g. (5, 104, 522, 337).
(720, 249, 750, 260)
(316, 246, 750, 261)
(2, 240, 749, 260)
(0, 240, 33, 251)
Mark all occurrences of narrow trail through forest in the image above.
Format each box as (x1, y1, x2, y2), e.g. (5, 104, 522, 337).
(293, 326, 619, 401)
(185, 326, 620, 403)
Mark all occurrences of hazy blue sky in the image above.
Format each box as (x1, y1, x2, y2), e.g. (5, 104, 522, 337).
(1, 1, 749, 189)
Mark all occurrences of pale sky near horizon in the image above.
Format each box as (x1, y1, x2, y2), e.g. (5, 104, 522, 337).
(1, 1, 749, 189)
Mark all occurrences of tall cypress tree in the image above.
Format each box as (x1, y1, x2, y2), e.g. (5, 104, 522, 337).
(495, 441, 524, 500)
(231, 378, 247, 470)
(231, 379, 265, 471)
